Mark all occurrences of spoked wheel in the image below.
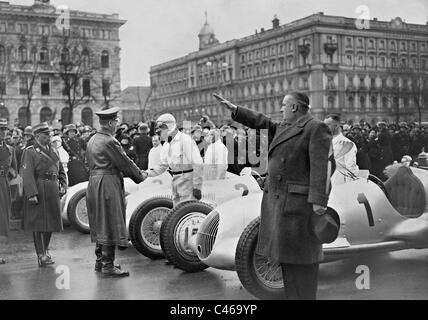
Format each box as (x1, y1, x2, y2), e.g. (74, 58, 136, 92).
(160, 201, 214, 272)
(235, 217, 285, 300)
(67, 189, 90, 234)
(128, 197, 173, 259)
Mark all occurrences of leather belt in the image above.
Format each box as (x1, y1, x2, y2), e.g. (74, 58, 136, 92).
(39, 173, 58, 181)
(90, 169, 119, 176)
(169, 169, 193, 175)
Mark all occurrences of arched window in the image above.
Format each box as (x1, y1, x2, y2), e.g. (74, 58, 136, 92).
(40, 107, 52, 123)
(18, 46, 27, 62)
(61, 48, 70, 63)
(0, 45, 5, 64)
(61, 107, 71, 125)
(101, 50, 109, 68)
(18, 107, 31, 127)
(0, 104, 9, 121)
(39, 47, 49, 63)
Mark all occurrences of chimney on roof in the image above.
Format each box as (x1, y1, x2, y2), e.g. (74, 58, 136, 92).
(272, 15, 280, 28)
(261, 27, 265, 33)
(319, 12, 324, 15)
(373, 17, 378, 21)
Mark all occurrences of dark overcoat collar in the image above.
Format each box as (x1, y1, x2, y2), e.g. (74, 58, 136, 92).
(268, 113, 314, 155)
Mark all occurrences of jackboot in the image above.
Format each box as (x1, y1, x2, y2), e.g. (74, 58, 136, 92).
(42, 232, 54, 264)
(100, 245, 129, 277)
(94, 243, 121, 272)
(33, 232, 44, 267)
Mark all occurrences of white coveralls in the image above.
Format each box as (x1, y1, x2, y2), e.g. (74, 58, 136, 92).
(331, 132, 359, 184)
(203, 139, 228, 181)
(148, 131, 203, 206)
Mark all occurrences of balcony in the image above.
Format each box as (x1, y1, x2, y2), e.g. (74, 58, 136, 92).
(298, 44, 311, 59)
(324, 43, 338, 55)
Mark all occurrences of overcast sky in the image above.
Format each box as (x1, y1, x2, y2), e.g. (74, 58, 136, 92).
(19, 0, 428, 88)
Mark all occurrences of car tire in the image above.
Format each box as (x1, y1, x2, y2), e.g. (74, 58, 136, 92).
(128, 196, 173, 260)
(160, 200, 213, 272)
(67, 189, 90, 234)
(235, 217, 284, 300)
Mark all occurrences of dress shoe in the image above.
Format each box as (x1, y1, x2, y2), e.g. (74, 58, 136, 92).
(38, 254, 55, 267)
(0, 258, 6, 265)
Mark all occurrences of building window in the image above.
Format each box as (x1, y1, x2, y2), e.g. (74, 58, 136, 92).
(279, 44, 284, 53)
(18, 23, 28, 34)
(358, 56, 364, 67)
(271, 46, 276, 55)
(346, 55, 352, 66)
(40, 107, 52, 123)
(411, 42, 417, 52)
(400, 41, 406, 50)
(357, 38, 363, 48)
(81, 49, 90, 68)
(379, 56, 386, 68)
(287, 58, 294, 69)
(346, 37, 352, 48)
(102, 30, 110, 40)
(360, 95, 366, 109)
(421, 59, 426, 70)
(240, 54, 245, 63)
(348, 95, 354, 110)
(0, 22, 6, 33)
(412, 58, 417, 68)
(82, 79, 91, 96)
(39, 25, 49, 35)
(327, 36, 333, 43)
(328, 96, 335, 109)
(41, 77, 50, 96)
(368, 39, 374, 49)
(422, 43, 427, 52)
(288, 42, 293, 51)
(391, 58, 396, 68)
(371, 96, 377, 109)
(18, 46, 27, 62)
(0, 46, 5, 64)
(19, 77, 28, 95)
(380, 40, 385, 49)
(371, 78, 376, 88)
(61, 48, 70, 63)
(0, 77, 5, 95)
(382, 96, 388, 109)
(101, 51, 109, 68)
(39, 47, 49, 63)
(391, 41, 396, 50)
(400, 58, 407, 67)
(368, 56, 375, 67)
(102, 79, 110, 97)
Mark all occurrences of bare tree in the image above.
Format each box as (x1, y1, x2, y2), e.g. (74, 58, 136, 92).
(53, 37, 99, 123)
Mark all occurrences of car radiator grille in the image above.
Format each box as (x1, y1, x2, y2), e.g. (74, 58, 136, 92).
(196, 211, 219, 259)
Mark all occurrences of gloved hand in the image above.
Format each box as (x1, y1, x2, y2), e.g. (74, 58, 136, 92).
(28, 196, 39, 205)
(193, 188, 202, 200)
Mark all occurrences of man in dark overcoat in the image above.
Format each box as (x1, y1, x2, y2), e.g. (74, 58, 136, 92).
(0, 119, 17, 265)
(21, 122, 67, 267)
(62, 124, 88, 186)
(216, 92, 334, 300)
(86, 107, 145, 277)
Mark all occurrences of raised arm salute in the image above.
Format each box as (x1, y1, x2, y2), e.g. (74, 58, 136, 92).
(214, 92, 336, 300)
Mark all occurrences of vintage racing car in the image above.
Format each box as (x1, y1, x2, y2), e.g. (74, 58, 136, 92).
(126, 171, 262, 263)
(187, 165, 428, 299)
(60, 172, 172, 233)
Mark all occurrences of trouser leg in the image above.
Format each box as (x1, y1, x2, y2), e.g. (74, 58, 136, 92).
(42, 232, 52, 258)
(94, 243, 102, 272)
(281, 263, 319, 300)
(32, 232, 43, 257)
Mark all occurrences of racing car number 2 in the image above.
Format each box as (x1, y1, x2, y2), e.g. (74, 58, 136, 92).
(357, 193, 375, 227)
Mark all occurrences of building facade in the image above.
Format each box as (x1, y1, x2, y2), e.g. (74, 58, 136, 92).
(148, 13, 428, 126)
(119, 86, 151, 124)
(0, 0, 125, 127)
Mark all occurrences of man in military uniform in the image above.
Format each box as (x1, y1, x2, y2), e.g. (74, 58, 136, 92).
(0, 119, 17, 264)
(21, 123, 67, 267)
(62, 123, 88, 186)
(86, 107, 145, 277)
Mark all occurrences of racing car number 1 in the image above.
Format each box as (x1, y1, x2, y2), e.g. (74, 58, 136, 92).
(357, 193, 375, 227)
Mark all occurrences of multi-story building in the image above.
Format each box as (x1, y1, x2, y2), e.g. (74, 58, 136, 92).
(0, 0, 126, 127)
(119, 86, 151, 124)
(148, 12, 428, 125)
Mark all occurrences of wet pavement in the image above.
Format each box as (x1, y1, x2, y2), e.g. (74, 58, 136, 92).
(1, 227, 428, 300)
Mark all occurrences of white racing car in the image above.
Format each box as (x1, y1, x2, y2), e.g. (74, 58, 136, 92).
(188, 166, 428, 299)
(60, 172, 172, 233)
(126, 171, 263, 264)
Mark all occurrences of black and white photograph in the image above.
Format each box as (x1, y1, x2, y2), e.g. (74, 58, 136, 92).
(0, 0, 428, 306)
